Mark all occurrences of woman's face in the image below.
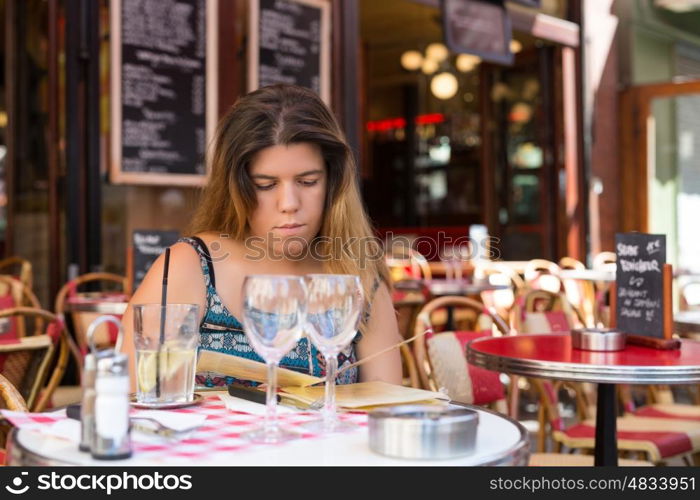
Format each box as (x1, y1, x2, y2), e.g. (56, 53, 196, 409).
(247, 143, 327, 258)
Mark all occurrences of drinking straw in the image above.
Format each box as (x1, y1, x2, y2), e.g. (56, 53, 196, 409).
(155, 247, 171, 399)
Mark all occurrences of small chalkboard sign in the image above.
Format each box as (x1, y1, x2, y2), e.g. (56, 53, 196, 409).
(248, 0, 331, 103)
(110, 0, 218, 186)
(615, 233, 667, 339)
(130, 230, 180, 291)
(441, 0, 513, 66)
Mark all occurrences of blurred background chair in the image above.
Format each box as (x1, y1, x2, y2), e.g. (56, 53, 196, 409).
(0, 256, 33, 290)
(0, 373, 28, 465)
(54, 272, 129, 373)
(537, 379, 700, 465)
(0, 307, 71, 412)
(412, 295, 512, 414)
(524, 259, 562, 294)
(558, 257, 596, 327)
(0, 276, 42, 339)
(474, 261, 525, 324)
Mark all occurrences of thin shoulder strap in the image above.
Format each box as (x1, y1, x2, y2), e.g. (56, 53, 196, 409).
(189, 236, 217, 289)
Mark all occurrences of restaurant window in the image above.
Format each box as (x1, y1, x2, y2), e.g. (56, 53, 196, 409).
(359, 0, 569, 262)
(5, 0, 53, 306)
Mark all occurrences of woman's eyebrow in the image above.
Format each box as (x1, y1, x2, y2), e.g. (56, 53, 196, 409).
(250, 169, 324, 180)
(295, 169, 324, 177)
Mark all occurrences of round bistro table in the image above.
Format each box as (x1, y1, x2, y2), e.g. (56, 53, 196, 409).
(467, 334, 700, 466)
(5, 399, 530, 466)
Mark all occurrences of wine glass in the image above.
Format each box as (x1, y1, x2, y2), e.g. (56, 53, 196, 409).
(305, 274, 364, 432)
(242, 275, 307, 443)
(440, 245, 459, 280)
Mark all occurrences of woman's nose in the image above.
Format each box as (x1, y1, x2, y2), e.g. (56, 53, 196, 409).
(278, 182, 300, 213)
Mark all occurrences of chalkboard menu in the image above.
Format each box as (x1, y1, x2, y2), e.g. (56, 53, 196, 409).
(110, 0, 216, 186)
(248, 0, 331, 103)
(615, 233, 666, 338)
(442, 0, 513, 66)
(131, 230, 180, 290)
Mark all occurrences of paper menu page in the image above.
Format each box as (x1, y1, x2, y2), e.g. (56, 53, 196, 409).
(196, 349, 322, 388)
(280, 381, 450, 409)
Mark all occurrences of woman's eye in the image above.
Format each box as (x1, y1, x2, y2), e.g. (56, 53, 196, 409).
(299, 179, 319, 187)
(254, 183, 275, 191)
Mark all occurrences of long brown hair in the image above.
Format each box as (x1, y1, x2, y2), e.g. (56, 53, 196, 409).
(190, 84, 389, 328)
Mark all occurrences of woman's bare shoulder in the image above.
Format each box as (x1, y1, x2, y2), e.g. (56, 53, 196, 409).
(192, 232, 255, 271)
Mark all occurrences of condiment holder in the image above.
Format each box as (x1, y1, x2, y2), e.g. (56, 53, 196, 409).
(368, 404, 478, 460)
(571, 327, 626, 352)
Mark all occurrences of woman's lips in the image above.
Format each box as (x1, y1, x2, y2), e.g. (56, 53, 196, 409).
(274, 224, 305, 235)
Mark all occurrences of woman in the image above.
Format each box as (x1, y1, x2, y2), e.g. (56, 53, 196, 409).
(122, 84, 402, 390)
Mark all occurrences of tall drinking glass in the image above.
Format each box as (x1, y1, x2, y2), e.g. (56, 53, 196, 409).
(305, 274, 364, 432)
(242, 275, 307, 443)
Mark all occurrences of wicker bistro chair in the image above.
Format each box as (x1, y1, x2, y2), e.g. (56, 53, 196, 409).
(0, 276, 42, 340)
(0, 257, 33, 290)
(54, 273, 129, 369)
(385, 247, 432, 283)
(536, 379, 700, 465)
(473, 261, 526, 324)
(0, 307, 71, 413)
(523, 259, 562, 294)
(0, 373, 29, 464)
(558, 257, 596, 327)
(510, 289, 589, 450)
(412, 296, 513, 412)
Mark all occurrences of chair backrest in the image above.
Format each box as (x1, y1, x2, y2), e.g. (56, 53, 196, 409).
(412, 296, 511, 406)
(680, 280, 700, 311)
(0, 307, 72, 412)
(524, 259, 562, 293)
(54, 272, 129, 315)
(0, 256, 33, 290)
(0, 276, 42, 339)
(0, 373, 28, 452)
(557, 257, 596, 327)
(592, 251, 616, 271)
(474, 261, 525, 321)
(511, 288, 583, 334)
(0, 373, 28, 412)
(385, 246, 432, 281)
(54, 273, 128, 371)
(558, 257, 585, 271)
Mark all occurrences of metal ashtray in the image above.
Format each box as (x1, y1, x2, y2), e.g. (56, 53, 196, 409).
(571, 328, 626, 352)
(368, 405, 479, 460)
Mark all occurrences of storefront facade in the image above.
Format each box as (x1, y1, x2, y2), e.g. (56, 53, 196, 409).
(0, 0, 587, 305)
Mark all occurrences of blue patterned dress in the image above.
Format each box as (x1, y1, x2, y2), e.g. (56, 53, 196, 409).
(179, 237, 375, 388)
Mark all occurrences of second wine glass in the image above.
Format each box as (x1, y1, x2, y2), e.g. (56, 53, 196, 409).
(242, 275, 307, 443)
(305, 274, 364, 432)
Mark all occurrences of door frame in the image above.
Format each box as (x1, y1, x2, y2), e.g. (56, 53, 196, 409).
(620, 78, 700, 233)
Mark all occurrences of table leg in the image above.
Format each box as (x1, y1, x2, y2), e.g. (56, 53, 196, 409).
(594, 383, 617, 466)
(446, 306, 455, 331)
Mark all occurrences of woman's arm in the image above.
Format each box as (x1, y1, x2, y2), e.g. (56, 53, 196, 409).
(355, 282, 403, 385)
(122, 242, 208, 392)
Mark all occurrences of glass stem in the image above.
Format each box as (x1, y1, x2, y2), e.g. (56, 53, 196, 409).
(323, 355, 338, 429)
(265, 362, 278, 435)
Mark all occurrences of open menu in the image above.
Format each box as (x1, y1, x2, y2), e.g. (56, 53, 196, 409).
(197, 349, 449, 409)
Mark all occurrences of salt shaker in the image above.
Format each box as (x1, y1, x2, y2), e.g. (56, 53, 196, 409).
(92, 351, 132, 460)
(80, 315, 125, 453)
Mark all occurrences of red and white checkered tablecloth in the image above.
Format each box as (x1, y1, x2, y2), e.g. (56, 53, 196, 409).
(1, 396, 369, 464)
